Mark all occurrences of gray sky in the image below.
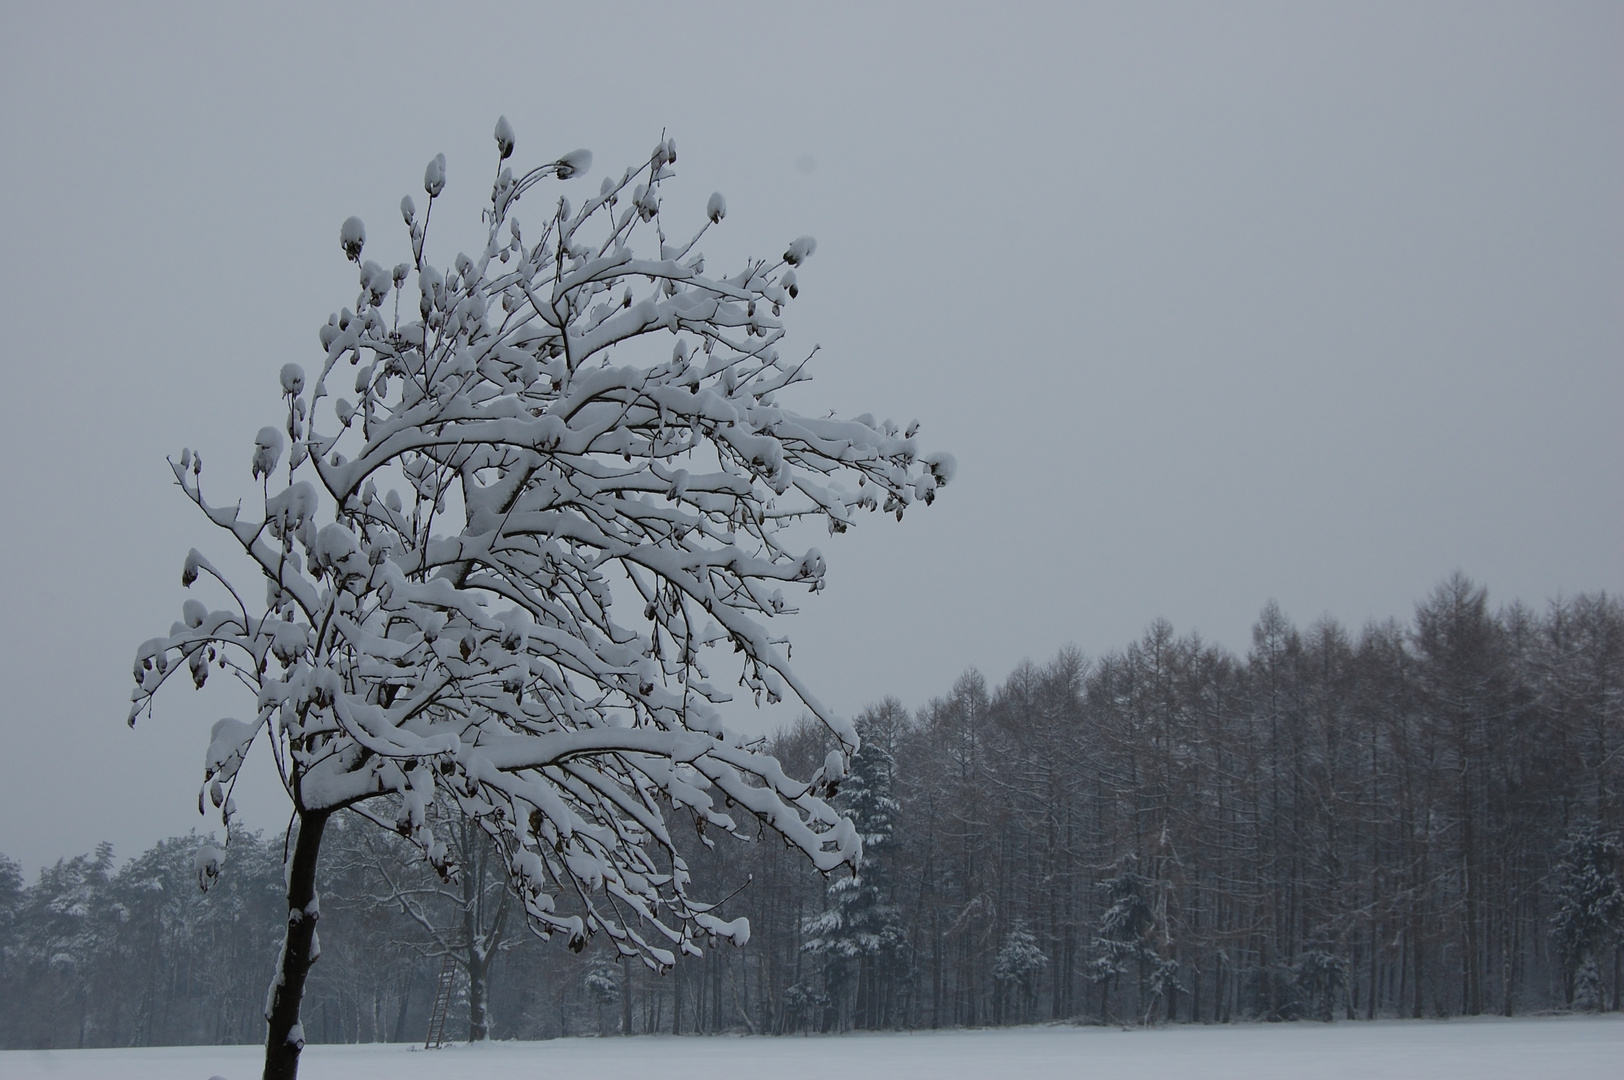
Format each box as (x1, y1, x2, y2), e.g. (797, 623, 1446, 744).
(2, 1, 1619, 876)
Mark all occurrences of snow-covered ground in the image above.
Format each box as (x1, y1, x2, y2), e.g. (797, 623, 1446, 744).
(6, 1015, 1620, 1079)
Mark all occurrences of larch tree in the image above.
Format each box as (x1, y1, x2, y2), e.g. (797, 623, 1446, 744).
(127, 118, 951, 1080)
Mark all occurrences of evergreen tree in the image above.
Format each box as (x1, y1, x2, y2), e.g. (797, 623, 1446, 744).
(1289, 948, 1347, 1022)
(584, 955, 621, 1035)
(992, 920, 1048, 1024)
(1089, 859, 1182, 1024)
(0, 854, 22, 1046)
(803, 714, 909, 1029)
(1549, 824, 1624, 1010)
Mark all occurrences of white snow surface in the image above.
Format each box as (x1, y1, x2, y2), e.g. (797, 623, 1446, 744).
(4, 1017, 1619, 1080)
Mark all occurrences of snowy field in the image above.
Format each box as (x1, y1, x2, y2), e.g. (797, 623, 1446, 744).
(6, 1016, 1622, 1080)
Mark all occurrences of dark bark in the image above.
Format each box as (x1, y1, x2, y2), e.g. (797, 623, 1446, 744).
(466, 957, 490, 1042)
(457, 819, 508, 1042)
(622, 957, 634, 1035)
(263, 810, 329, 1080)
(389, 963, 414, 1043)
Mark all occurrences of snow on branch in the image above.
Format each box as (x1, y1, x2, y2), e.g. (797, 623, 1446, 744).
(128, 123, 950, 969)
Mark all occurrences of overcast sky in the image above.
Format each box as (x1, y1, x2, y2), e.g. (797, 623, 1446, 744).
(2, 1, 1619, 875)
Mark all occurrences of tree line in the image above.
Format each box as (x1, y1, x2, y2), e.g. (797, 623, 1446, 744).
(3, 574, 1619, 1048)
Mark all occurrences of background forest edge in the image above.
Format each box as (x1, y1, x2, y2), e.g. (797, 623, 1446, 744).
(1, 573, 1620, 1048)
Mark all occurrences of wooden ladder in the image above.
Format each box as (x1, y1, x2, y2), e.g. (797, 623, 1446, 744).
(423, 956, 457, 1049)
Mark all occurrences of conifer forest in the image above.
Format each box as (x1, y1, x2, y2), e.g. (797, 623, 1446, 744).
(2, 575, 1620, 1049)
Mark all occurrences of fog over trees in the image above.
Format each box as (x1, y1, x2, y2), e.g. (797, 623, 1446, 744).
(4, 576, 1619, 1048)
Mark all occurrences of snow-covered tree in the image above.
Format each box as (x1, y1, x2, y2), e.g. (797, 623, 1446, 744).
(1549, 823, 1624, 1011)
(1288, 948, 1346, 1022)
(992, 920, 1048, 1024)
(802, 708, 909, 1029)
(1088, 859, 1182, 1025)
(583, 954, 622, 1036)
(127, 119, 950, 1079)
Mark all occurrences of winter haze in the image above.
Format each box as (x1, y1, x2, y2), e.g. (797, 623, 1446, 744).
(0, 1, 1619, 875)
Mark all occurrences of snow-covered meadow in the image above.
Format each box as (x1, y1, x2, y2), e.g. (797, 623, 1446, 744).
(6, 1016, 1620, 1080)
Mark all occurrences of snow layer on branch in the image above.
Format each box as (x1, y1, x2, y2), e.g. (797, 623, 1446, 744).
(251, 427, 283, 479)
(128, 127, 949, 968)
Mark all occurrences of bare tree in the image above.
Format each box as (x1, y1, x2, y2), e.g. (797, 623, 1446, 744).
(335, 811, 512, 1041)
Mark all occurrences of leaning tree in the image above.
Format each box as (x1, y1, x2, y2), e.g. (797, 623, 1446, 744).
(128, 118, 951, 1079)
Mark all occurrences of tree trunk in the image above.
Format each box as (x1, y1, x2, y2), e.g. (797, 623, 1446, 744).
(671, 965, 682, 1035)
(622, 956, 634, 1034)
(390, 965, 413, 1043)
(263, 809, 330, 1080)
(1612, 945, 1620, 1012)
(467, 954, 490, 1042)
